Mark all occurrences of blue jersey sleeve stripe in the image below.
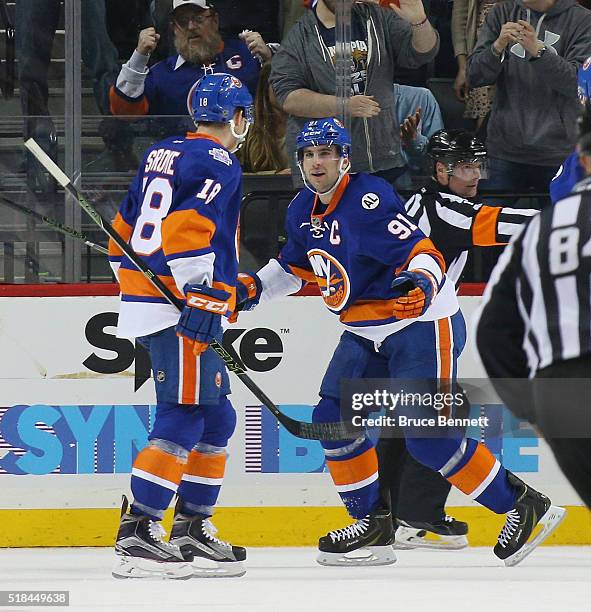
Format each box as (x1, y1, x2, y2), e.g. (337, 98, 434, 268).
(165, 247, 214, 261)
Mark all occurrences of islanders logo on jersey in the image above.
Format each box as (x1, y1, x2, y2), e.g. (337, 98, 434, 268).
(307, 249, 350, 312)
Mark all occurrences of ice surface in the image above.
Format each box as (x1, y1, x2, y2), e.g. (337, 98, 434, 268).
(0, 547, 589, 612)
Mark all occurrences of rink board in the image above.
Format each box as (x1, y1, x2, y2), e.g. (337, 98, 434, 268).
(0, 292, 589, 546)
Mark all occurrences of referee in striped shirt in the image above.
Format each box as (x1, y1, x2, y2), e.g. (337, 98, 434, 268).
(476, 103, 591, 509)
(379, 130, 538, 547)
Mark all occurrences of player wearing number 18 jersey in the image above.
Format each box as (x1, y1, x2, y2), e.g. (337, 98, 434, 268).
(109, 73, 253, 580)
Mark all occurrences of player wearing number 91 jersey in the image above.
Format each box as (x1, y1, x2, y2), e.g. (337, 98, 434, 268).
(235, 118, 565, 569)
(109, 74, 254, 580)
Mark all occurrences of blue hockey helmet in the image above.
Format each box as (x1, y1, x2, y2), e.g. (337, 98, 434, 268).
(296, 118, 352, 196)
(187, 73, 254, 126)
(296, 118, 351, 162)
(578, 56, 591, 104)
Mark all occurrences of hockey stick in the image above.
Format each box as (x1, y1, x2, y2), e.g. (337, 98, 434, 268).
(0, 194, 108, 255)
(24, 138, 359, 441)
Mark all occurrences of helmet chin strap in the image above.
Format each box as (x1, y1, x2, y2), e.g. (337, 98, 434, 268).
(299, 157, 350, 197)
(229, 118, 251, 153)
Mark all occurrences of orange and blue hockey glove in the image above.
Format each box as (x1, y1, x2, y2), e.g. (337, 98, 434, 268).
(391, 269, 438, 319)
(229, 272, 263, 323)
(236, 272, 263, 310)
(176, 283, 231, 355)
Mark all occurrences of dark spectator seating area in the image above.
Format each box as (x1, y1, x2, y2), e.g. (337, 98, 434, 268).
(0, 0, 577, 285)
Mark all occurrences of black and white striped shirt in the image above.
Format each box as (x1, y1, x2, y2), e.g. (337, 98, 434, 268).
(477, 178, 591, 378)
(405, 181, 538, 285)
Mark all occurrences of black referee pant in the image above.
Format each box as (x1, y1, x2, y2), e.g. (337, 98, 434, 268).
(534, 355, 591, 509)
(377, 437, 451, 524)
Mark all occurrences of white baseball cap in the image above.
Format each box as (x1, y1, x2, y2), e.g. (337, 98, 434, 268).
(172, 0, 214, 11)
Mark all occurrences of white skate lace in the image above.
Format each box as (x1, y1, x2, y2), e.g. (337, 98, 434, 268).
(444, 515, 455, 523)
(202, 519, 232, 549)
(498, 509, 521, 548)
(148, 521, 177, 549)
(329, 518, 370, 543)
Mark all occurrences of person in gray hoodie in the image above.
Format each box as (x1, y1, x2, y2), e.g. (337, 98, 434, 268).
(467, 0, 591, 196)
(269, 0, 439, 185)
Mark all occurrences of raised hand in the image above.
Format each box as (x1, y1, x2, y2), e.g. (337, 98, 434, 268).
(136, 27, 160, 56)
(240, 30, 272, 63)
(400, 106, 422, 145)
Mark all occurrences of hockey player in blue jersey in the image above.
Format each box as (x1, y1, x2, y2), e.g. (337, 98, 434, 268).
(109, 73, 253, 579)
(550, 56, 591, 204)
(235, 118, 565, 567)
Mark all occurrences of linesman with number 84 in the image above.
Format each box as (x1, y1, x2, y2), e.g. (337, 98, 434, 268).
(477, 102, 591, 511)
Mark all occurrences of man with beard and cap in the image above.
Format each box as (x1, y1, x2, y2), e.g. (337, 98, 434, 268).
(110, 0, 269, 125)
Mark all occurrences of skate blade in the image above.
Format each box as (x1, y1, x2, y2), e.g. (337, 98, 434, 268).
(394, 527, 468, 551)
(112, 554, 193, 580)
(316, 545, 397, 567)
(503, 505, 567, 567)
(190, 558, 246, 578)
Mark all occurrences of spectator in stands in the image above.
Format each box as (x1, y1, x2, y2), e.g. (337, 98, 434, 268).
(452, 0, 502, 131)
(280, 0, 308, 40)
(16, 0, 126, 183)
(150, 0, 281, 60)
(238, 62, 290, 174)
(269, 0, 439, 185)
(467, 0, 591, 197)
(395, 84, 445, 188)
(109, 0, 271, 125)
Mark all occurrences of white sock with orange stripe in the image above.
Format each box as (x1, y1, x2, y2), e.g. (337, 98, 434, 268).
(325, 445, 380, 519)
(177, 443, 227, 516)
(441, 438, 517, 514)
(130, 439, 188, 520)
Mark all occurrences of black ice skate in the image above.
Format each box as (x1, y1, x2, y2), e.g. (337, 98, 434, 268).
(394, 515, 469, 550)
(112, 496, 192, 580)
(170, 504, 246, 577)
(317, 506, 396, 566)
(494, 473, 566, 567)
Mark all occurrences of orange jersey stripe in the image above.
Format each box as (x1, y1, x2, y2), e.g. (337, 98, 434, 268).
(181, 337, 198, 404)
(311, 174, 350, 222)
(133, 446, 186, 485)
(287, 264, 317, 283)
(437, 318, 452, 380)
(109, 212, 133, 257)
(436, 318, 453, 418)
(119, 268, 184, 300)
(185, 450, 227, 479)
(473, 206, 502, 246)
(326, 448, 378, 487)
(396, 238, 446, 276)
(340, 299, 398, 324)
(162, 209, 217, 256)
(185, 132, 224, 146)
(109, 86, 149, 116)
(447, 443, 497, 495)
